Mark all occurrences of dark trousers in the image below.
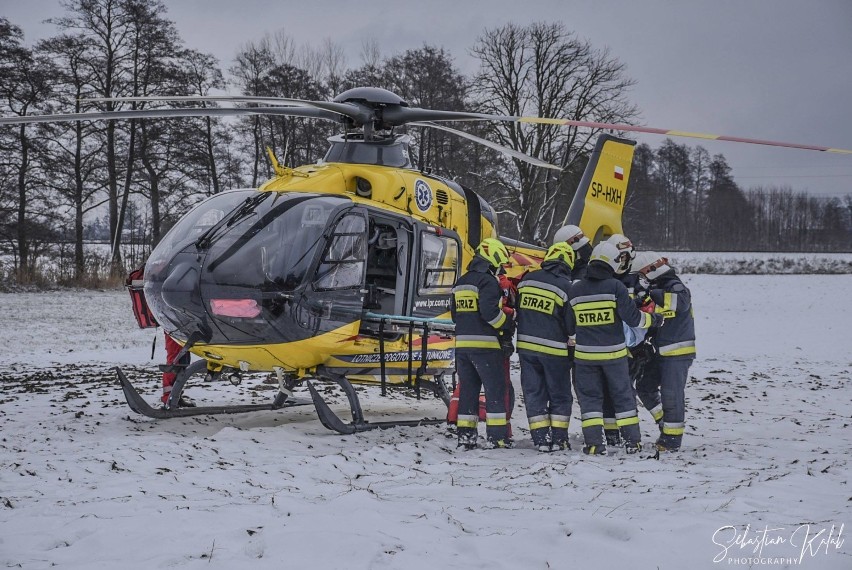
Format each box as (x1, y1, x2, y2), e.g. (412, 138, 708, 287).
(601, 383, 618, 434)
(519, 352, 573, 446)
(162, 333, 190, 404)
(638, 356, 692, 448)
(574, 358, 640, 446)
(455, 349, 509, 442)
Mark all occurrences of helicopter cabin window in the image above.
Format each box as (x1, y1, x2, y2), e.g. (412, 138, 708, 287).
(313, 213, 367, 290)
(418, 232, 459, 295)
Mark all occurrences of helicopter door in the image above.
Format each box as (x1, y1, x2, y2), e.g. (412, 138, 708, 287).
(411, 227, 460, 319)
(304, 208, 368, 332)
(363, 215, 411, 316)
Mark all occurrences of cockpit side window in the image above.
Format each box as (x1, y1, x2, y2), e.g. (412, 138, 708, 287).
(313, 212, 367, 290)
(418, 232, 459, 295)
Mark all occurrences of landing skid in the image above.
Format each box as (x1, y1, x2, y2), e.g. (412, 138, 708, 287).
(306, 375, 448, 434)
(115, 367, 312, 419)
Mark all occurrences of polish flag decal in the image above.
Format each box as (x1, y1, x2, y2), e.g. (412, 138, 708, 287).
(614, 165, 624, 180)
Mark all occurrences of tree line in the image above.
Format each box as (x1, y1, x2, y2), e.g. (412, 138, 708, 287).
(624, 140, 851, 252)
(1, 0, 849, 286)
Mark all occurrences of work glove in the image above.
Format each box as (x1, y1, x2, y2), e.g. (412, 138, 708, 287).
(498, 331, 515, 356)
(639, 299, 656, 314)
(651, 313, 665, 328)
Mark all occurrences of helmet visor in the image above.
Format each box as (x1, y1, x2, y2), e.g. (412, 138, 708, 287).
(639, 257, 668, 276)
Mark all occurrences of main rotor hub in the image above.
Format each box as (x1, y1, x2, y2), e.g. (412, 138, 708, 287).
(334, 87, 409, 108)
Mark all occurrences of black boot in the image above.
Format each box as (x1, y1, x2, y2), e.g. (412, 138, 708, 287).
(582, 444, 607, 456)
(604, 429, 623, 446)
(457, 431, 478, 450)
(655, 435, 681, 452)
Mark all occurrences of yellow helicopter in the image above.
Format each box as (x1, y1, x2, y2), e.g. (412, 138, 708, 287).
(2, 87, 848, 433)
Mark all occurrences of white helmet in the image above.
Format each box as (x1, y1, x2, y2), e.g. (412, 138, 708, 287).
(632, 251, 671, 281)
(553, 224, 589, 251)
(589, 242, 621, 273)
(605, 233, 635, 275)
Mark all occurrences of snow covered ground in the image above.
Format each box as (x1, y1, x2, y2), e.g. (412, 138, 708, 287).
(663, 252, 851, 274)
(1, 275, 850, 569)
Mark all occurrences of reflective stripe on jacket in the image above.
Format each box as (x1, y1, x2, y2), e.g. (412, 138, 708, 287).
(451, 257, 507, 351)
(516, 261, 573, 357)
(649, 272, 696, 358)
(569, 266, 652, 362)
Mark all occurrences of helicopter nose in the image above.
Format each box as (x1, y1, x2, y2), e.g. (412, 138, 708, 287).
(161, 261, 204, 314)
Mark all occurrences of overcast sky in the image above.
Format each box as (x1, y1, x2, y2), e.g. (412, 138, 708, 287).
(3, 0, 851, 197)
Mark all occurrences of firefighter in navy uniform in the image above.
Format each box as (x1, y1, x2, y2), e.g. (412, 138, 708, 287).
(451, 238, 514, 449)
(631, 252, 696, 452)
(600, 233, 638, 446)
(570, 242, 662, 455)
(516, 242, 576, 452)
(606, 234, 639, 295)
(553, 224, 592, 280)
(497, 270, 519, 438)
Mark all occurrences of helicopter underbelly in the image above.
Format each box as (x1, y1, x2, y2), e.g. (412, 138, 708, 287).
(321, 333, 455, 383)
(188, 320, 361, 371)
(188, 324, 455, 381)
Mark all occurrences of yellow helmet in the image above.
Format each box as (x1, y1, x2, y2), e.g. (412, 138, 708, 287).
(543, 242, 575, 268)
(476, 238, 510, 268)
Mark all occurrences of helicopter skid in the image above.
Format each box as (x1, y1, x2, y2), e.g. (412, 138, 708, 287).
(306, 376, 446, 435)
(115, 367, 313, 419)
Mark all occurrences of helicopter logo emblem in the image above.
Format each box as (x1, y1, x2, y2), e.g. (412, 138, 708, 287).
(414, 179, 433, 212)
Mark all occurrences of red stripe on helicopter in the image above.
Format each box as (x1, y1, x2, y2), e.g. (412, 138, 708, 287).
(412, 335, 450, 347)
(510, 252, 534, 265)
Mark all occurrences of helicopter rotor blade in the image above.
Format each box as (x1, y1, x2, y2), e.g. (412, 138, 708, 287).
(382, 107, 512, 125)
(514, 116, 852, 155)
(409, 121, 562, 171)
(83, 95, 372, 125)
(85, 96, 518, 127)
(0, 105, 341, 126)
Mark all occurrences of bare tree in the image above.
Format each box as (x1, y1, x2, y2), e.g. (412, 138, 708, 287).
(471, 22, 639, 242)
(230, 41, 275, 186)
(319, 38, 347, 94)
(38, 33, 108, 280)
(0, 19, 55, 279)
(383, 46, 471, 173)
(360, 38, 381, 68)
(179, 49, 227, 195)
(51, 0, 141, 276)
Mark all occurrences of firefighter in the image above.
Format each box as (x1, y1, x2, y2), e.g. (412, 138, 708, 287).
(447, 269, 517, 433)
(631, 251, 696, 452)
(516, 242, 576, 452)
(162, 333, 194, 408)
(605, 233, 639, 293)
(570, 242, 662, 455)
(553, 224, 592, 280)
(451, 238, 514, 449)
(497, 270, 519, 437)
(600, 233, 638, 446)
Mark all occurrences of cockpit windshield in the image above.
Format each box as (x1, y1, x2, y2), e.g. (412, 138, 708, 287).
(147, 189, 255, 275)
(202, 193, 351, 291)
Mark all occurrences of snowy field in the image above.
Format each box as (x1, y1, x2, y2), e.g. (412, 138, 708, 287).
(662, 252, 852, 274)
(2, 252, 850, 288)
(1, 275, 850, 569)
